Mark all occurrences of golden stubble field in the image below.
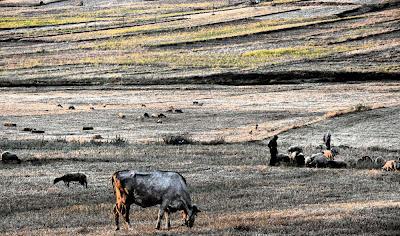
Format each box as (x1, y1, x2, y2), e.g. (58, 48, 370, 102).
(1, 82, 400, 235)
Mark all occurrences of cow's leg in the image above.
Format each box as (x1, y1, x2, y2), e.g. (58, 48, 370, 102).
(156, 208, 164, 230)
(124, 204, 131, 230)
(113, 204, 120, 230)
(164, 208, 171, 230)
(156, 201, 169, 230)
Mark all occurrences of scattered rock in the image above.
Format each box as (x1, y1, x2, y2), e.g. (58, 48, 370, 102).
(166, 106, 183, 113)
(151, 113, 167, 118)
(92, 134, 103, 140)
(118, 113, 126, 119)
(31, 130, 45, 134)
(193, 101, 204, 106)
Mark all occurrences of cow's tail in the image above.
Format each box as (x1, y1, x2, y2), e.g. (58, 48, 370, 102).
(111, 173, 118, 194)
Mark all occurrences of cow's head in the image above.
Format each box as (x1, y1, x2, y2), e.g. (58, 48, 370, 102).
(187, 205, 201, 228)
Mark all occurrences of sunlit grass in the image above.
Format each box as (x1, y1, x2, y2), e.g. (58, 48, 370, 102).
(0, 16, 101, 29)
(242, 47, 328, 58)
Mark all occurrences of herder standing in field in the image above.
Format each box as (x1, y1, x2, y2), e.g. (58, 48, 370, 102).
(268, 135, 278, 166)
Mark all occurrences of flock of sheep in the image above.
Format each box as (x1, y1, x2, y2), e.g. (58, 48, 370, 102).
(267, 131, 400, 171)
(2, 131, 398, 172)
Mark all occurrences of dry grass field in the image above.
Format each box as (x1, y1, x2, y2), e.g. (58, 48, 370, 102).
(1, 0, 400, 235)
(1, 82, 400, 235)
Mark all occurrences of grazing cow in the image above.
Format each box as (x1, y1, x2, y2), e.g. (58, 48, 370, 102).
(1, 151, 21, 164)
(112, 170, 200, 231)
(382, 160, 398, 171)
(288, 146, 303, 154)
(54, 173, 88, 188)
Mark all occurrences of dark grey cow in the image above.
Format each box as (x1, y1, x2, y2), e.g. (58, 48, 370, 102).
(111, 170, 200, 231)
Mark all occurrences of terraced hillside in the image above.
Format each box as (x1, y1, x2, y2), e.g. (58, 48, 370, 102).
(1, 0, 399, 86)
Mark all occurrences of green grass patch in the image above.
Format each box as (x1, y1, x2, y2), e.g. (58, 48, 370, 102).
(242, 47, 328, 58)
(0, 16, 100, 29)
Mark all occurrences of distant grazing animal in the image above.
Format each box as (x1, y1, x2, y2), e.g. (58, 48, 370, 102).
(1, 151, 21, 164)
(143, 113, 150, 118)
(327, 160, 347, 168)
(356, 156, 374, 169)
(306, 153, 329, 168)
(375, 157, 386, 168)
(112, 170, 200, 231)
(322, 147, 339, 160)
(57, 104, 63, 108)
(288, 146, 305, 166)
(68, 105, 75, 110)
(382, 160, 398, 171)
(288, 146, 303, 154)
(54, 173, 87, 188)
(293, 152, 305, 166)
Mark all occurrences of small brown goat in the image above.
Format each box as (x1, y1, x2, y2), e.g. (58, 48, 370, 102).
(382, 160, 398, 171)
(54, 173, 87, 188)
